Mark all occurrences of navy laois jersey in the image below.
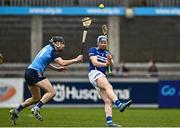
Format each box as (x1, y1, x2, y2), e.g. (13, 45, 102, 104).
(88, 47, 110, 74)
(28, 44, 59, 73)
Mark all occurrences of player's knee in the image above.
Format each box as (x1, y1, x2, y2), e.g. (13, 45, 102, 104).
(50, 91, 56, 98)
(105, 85, 113, 91)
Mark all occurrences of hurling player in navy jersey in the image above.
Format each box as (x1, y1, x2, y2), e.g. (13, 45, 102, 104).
(10, 36, 83, 125)
(88, 35, 132, 127)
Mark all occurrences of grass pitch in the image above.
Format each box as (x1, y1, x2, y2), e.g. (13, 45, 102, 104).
(0, 107, 180, 127)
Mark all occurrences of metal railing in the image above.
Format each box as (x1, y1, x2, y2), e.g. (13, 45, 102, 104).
(0, 0, 180, 7)
(0, 63, 180, 79)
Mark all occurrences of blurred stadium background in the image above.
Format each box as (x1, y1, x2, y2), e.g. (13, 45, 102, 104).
(0, 0, 180, 127)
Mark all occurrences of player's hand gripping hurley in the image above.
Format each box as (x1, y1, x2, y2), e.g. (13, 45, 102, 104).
(102, 24, 112, 74)
(80, 17, 92, 54)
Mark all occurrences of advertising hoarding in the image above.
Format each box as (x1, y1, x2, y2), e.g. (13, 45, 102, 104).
(24, 79, 158, 107)
(0, 78, 24, 107)
(159, 80, 180, 108)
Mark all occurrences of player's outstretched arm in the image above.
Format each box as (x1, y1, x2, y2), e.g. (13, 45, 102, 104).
(54, 55, 83, 66)
(48, 63, 68, 72)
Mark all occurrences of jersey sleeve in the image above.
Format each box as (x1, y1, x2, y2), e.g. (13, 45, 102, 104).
(88, 47, 97, 57)
(51, 50, 59, 61)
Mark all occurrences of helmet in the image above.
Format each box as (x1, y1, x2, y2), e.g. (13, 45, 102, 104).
(97, 35, 107, 43)
(50, 36, 65, 44)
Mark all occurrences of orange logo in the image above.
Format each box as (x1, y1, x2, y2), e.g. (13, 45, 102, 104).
(0, 86, 16, 102)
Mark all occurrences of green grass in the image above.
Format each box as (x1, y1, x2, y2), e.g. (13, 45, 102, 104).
(0, 108, 180, 127)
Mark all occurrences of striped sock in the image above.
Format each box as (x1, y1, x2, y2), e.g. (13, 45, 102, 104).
(106, 116, 113, 124)
(114, 100, 122, 108)
(35, 101, 44, 109)
(16, 105, 24, 112)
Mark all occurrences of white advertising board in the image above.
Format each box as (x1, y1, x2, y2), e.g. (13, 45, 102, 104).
(0, 78, 24, 107)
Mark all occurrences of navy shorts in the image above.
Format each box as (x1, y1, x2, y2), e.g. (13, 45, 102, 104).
(24, 68, 46, 85)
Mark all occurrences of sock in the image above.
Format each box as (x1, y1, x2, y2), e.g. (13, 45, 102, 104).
(16, 105, 24, 113)
(114, 100, 122, 108)
(35, 101, 44, 109)
(106, 116, 113, 124)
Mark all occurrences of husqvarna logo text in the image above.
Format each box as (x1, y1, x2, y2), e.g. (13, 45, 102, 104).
(53, 84, 130, 102)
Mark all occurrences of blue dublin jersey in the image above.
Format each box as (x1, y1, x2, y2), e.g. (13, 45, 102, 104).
(88, 47, 109, 74)
(28, 44, 59, 73)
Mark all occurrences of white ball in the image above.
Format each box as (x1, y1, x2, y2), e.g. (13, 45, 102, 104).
(125, 8, 134, 18)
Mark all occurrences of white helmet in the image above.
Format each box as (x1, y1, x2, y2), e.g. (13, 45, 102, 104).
(97, 35, 107, 43)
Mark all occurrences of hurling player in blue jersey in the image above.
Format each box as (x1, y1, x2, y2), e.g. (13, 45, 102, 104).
(10, 36, 83, 125)
(88, 35, 132, 127)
